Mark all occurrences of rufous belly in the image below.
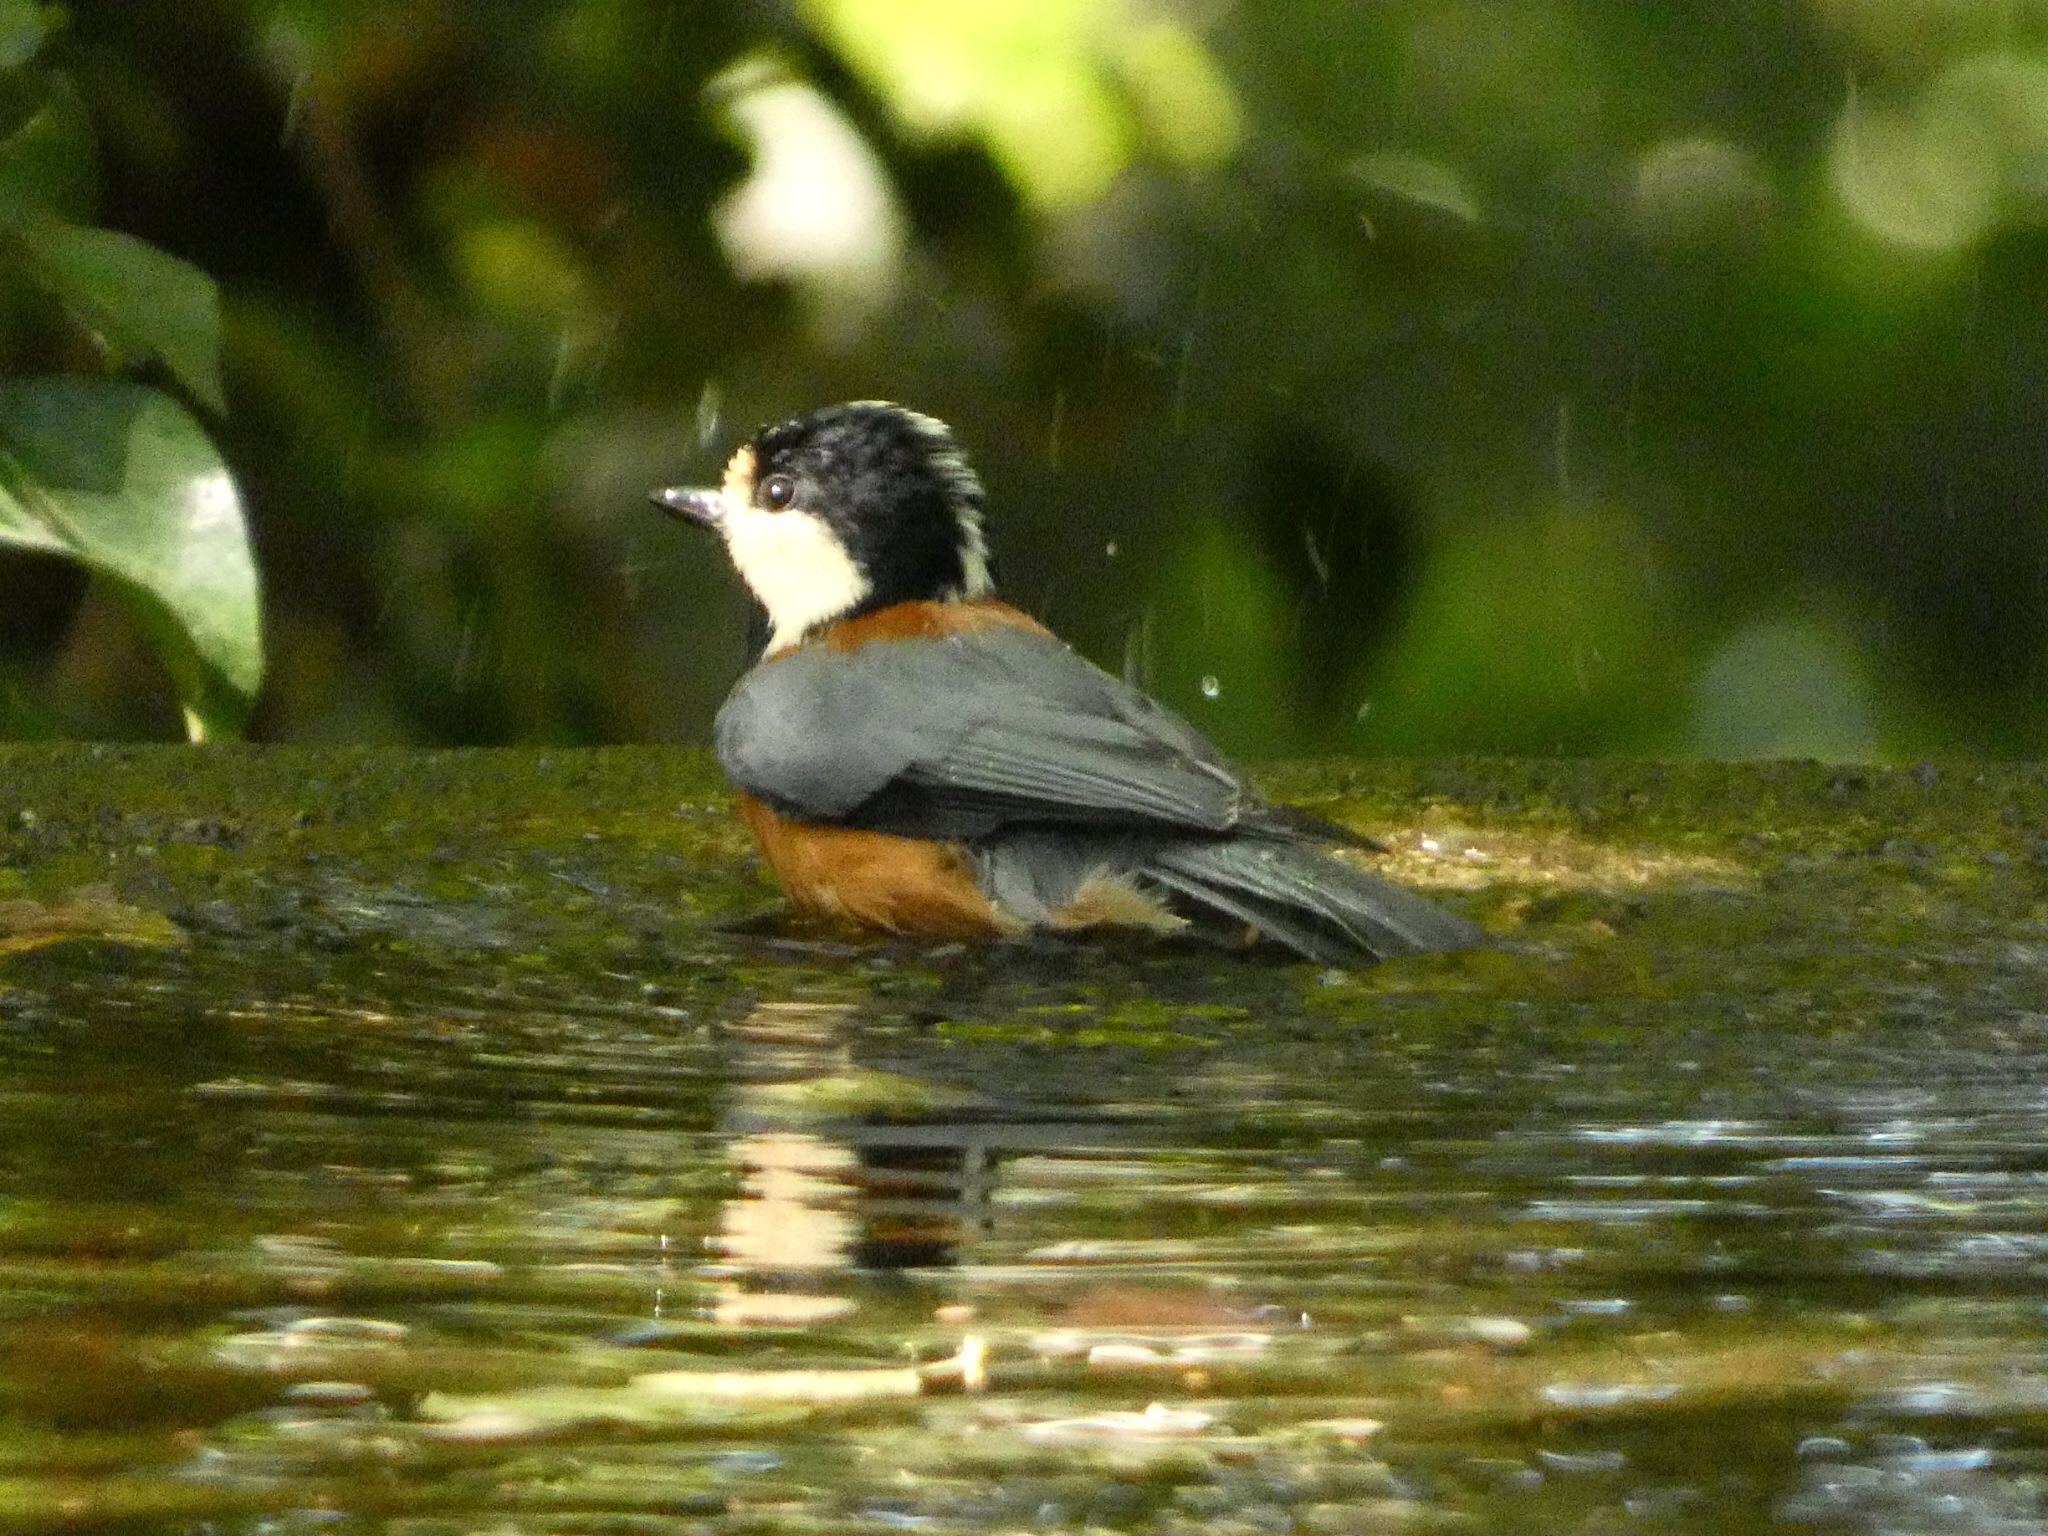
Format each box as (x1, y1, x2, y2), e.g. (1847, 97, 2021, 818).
(737, 794, 1021, 939)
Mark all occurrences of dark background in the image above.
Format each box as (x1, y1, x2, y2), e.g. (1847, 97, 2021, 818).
(6, 0, 2046, 759)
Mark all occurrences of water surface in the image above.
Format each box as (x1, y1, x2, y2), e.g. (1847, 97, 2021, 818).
(2, 749, 2045, 1534)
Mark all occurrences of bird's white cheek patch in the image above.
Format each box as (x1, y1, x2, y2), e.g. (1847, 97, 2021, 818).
(722, 503, 871, 652)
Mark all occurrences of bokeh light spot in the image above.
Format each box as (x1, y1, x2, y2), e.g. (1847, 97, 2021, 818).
(709, 57, 907, 342)
(797, 0, 1239, 209)
(1690, 613, 1881, 760)
(1830, 94, 1994, 251)
(1632, 137, 1774, 248)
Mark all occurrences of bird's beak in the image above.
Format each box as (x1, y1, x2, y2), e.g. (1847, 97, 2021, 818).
(650, 486, 725, 531)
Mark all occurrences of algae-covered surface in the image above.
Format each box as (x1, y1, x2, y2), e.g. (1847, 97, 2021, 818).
(1, 745, 2046, 1535)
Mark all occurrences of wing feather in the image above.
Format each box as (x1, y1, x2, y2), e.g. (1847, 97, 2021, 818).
(715, 621, 1260, 835)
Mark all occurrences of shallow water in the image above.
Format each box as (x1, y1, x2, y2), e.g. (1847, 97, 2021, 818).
(2, 751, 2047, 1533)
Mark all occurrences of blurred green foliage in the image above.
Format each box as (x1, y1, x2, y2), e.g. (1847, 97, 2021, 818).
(0, 0, 259, 740)
(2, 0, 2046, 757)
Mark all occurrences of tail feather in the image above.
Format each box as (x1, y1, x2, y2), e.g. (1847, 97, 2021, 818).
(974, 825, 1484, 966)
(1144, 839, 1482, 965)
(1139, 859, 1365, 967)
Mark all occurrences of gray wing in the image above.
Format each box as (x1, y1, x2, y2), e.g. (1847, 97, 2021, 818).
(714, 623, 1265, 838)
(718, 621, 1486, 963)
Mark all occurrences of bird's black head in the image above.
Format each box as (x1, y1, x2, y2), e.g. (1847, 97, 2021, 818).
(652, 401, 994, 653)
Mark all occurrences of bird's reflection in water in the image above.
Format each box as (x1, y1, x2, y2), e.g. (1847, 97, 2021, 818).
(709, 1130, 863, 1326)
(706, 1001, 863, 1327)
(705, 999, 1073, 1326)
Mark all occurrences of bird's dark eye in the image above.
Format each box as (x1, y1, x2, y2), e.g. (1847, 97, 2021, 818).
(760, 474, 797, 510)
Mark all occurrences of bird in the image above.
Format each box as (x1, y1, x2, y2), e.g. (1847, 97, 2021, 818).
(651, 401, 1482, 967)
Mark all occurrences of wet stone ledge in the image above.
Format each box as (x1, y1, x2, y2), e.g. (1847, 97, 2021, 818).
(0, 744, 2043, 985)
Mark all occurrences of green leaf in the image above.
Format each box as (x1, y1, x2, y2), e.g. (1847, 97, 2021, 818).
(14, 219, 226, 412)
(0, 379, 264, 739)
(1345, 151, 1486, 226)
(0, 0, 47, 70)
(0, 73, 99, 222)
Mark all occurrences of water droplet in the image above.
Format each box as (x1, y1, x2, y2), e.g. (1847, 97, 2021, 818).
(1536, 1447, 1627, 1473)
(696, 381, 724, 446)
(1199, 674, 1221, 700)
(712, 1448, 784, 1474)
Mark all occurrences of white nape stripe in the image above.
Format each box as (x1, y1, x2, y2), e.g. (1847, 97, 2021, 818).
(863, 401, 994, 599)
(953, 505, 994, 597)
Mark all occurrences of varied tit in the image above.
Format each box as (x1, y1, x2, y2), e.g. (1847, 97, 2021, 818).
(652, 401, 1481, 967)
